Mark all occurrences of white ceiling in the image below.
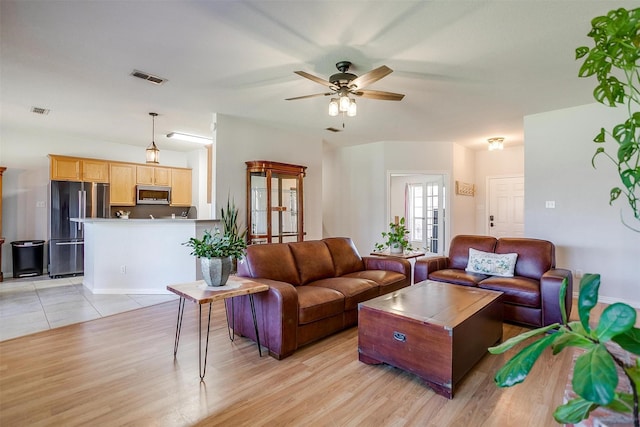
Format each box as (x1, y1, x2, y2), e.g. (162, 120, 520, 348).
(1, 1, 635, 153)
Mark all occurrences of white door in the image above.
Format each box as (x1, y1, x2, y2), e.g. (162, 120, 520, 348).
(488, 176, 524, 237)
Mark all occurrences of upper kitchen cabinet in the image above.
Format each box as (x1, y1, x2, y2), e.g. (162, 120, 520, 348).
(136, 165, 171, 186)
(49, 155, 108, 182)
(246, 160, 306, 245)
(170, 168, 192, 207)
(82, 159, 109, 182)
(50, 155, 81, 181)
(109, 163, 136, 206)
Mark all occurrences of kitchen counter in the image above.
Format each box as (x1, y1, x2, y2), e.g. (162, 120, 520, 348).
(76, 218, 220, 294)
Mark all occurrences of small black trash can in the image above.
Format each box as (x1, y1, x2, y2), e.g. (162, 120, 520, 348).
(11, 240, 45, 278)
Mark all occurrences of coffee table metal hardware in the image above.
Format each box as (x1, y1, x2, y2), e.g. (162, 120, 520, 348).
(167, 278, 269, 380)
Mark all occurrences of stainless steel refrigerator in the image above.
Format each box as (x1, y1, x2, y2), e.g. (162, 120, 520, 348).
(48, 180, 109, 277)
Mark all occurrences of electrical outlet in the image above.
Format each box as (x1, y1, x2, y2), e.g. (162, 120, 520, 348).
(120, 265, 126, 274)
(36, 201, 46, 208)
(575, 269, 583, 279)
(545, 201, 556, 209)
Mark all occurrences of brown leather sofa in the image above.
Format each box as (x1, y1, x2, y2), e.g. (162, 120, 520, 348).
(228, 237, 411, 359)
(414, 235, 572, 328)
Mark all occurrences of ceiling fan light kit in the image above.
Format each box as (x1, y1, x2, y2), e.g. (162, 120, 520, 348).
(287, 60, 404, 122)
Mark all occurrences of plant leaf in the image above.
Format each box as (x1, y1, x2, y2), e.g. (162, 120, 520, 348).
(553, 397, 597, 424)
(594, 303, 637, 342)
(605, 393, 635, 413)
(612, 327, 640, 355)
(559, 277, 568, 324)
(573, 344, 618, 405)
(488, 323, 558, 354)
(494, 333, 557, 387)
(578, 274, 601, 333)
(551, 333, 595, 355)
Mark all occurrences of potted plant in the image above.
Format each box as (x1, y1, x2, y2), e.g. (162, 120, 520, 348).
(374, 217, 414, 253)
(575, 7, 640, 232)
(489, 274, 639, 426)
(183, 228, 246, 287)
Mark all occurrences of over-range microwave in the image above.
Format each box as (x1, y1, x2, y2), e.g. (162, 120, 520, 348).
(136, 185, 171, 205)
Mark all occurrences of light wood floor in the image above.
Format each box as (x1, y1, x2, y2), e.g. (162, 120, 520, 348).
(0, 299, 594, 426)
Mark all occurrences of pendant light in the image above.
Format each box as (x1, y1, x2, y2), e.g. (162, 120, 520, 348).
(146, 112, 160, 164)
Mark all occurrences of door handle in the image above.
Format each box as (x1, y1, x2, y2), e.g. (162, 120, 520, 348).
(55, 241, 84, 246)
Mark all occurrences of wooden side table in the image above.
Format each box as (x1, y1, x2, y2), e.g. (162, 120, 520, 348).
(371, 249, 426, 284)
(167, 276, 269, 380)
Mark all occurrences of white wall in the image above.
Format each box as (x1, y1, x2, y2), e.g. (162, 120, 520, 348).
(451, 143, 476, 237)
(0, 126, 195, 276)
(474, 146, 525, 233)
(525, 103, 640, 306)
(214, 114, 324, 240)
(322, 140, 476, 256)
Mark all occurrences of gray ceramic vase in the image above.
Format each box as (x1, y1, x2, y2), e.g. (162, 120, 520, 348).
(201, 256, 232, 287)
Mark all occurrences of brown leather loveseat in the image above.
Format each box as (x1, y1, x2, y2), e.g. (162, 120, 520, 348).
(414, 235, 573, 328)
(228, 237, 411, 359)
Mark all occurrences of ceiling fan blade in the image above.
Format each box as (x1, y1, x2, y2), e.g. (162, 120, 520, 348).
(285, 92, 332, 101)
(355, 89, 405, 101)
(349, 65, 393, 90)
(294, 71, 337, 89)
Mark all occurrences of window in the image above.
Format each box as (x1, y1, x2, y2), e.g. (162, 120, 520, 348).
(407, 179, 445, 254)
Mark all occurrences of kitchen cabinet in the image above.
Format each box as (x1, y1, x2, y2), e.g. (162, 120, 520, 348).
(170, 168, 192, 206)
(50, 156, 81, 181)
(109, 163, 136, 206)
(50, 155, 108, 182)
(246, 160, 306, 244)
(136, 166, 171, 186)
(82, 159, 109, 182)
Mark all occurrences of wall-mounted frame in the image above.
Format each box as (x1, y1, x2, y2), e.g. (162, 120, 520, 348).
(455, 181, 475, 196)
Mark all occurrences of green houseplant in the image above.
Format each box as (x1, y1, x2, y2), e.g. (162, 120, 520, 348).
(489, 274, 640, 426)
(183, 228, 246, 287)
(575, 7, 640, 232)
(374, 217, 414, 253)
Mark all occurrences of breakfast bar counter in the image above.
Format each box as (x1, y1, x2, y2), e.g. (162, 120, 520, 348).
(74, 218, 219, 294)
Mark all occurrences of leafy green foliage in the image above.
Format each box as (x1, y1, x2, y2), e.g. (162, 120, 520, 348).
(490, 275, 639, 426)
(373, 217, 414, 252)
(576, 7, 640, 230)
(183, 228, 246, 259)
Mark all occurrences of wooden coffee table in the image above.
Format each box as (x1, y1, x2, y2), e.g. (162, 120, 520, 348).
(358, 280, 503, 398)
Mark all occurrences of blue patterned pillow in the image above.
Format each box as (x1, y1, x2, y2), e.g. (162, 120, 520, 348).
(465, 248, 518, 277)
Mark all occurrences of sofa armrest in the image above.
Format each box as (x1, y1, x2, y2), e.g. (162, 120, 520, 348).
(363, 256, 411, 279)
(414, 256, 449, 283)
(227, 278, 299, 359)
(540, 268, 573, 327)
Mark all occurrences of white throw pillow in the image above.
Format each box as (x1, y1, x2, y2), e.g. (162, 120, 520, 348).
(465, 248, 518, 277)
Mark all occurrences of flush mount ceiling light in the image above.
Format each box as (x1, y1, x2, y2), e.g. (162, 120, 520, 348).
(488, 137, 505, 151)
(166, 132, 212, 145)
(146, 112, 160, 164)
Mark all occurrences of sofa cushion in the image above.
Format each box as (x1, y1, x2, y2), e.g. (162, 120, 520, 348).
(448, 235, 498, 270)
(479, 276, 541, 308)
(466, 248, 518, 277)
(495, 238, 554, 280)
(241, 243, 301, 285)
(323, 237, 365, 276)
(296, 286, 345, 325)
(289, 240, 336, 285)
(342, 270, 407, 287)
(428, 269, 487, 287)
(308, 277, 379, 310)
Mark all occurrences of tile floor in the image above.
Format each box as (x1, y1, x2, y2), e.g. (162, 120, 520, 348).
(0, 275, 178, 342)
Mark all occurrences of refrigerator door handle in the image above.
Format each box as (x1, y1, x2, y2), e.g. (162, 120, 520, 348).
(78, 190, 83, 231)
(54, 241, 84, 246)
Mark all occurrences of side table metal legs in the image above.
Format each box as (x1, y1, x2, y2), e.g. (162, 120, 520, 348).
(172, 294, 262, 381)
(172, 297, 213, 381)
(225, 295, 263, 357)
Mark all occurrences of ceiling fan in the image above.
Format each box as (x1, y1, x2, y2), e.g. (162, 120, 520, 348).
(285, 61, 405, 103)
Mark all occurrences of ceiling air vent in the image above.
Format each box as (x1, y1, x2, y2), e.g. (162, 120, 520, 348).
(31, 106, 50, 115)
(131, 69, 167, 85)
(325, 127, 342, 133)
